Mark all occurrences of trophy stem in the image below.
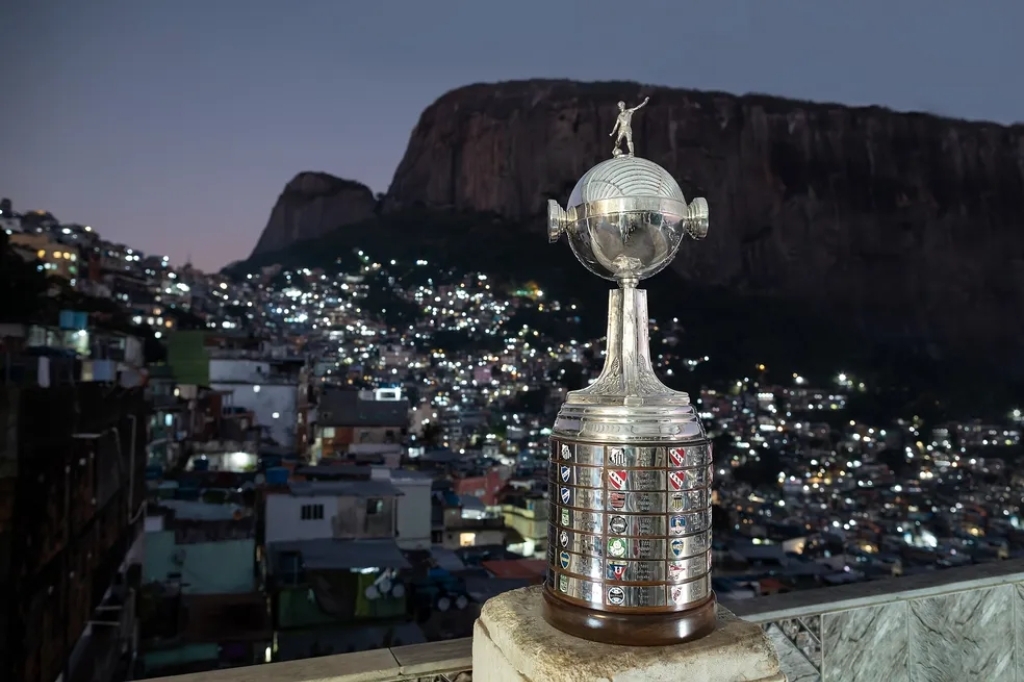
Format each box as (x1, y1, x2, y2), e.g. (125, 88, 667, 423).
(565, 286, 689, 408)
(614, 283, 646, 407)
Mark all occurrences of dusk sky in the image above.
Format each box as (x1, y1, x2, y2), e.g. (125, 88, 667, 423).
(2, 1, 1021, 272)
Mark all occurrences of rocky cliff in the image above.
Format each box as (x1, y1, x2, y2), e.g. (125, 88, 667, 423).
(385, 80, 1024, 364)
(251, 172, 377, 257)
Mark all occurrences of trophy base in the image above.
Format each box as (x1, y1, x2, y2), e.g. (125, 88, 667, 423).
(541, 588, 718, 646)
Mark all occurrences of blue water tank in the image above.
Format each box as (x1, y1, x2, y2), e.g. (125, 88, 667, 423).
(265, 467, 289, 486)
(58, 310, 88, 330)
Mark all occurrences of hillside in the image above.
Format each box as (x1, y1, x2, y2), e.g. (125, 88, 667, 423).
(226, 207, 1019, 418)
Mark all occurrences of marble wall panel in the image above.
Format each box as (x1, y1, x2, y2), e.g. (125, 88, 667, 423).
(821, 601, 909, 682)
(907, 583, 1016, 682)
(765, 624, 820, 682)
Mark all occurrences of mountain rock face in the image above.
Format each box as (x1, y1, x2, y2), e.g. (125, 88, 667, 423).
(251, 172, 377, 257)
(386, 80, 1024, 365)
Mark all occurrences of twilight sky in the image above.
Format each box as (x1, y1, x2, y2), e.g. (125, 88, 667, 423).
(1, 1, 1021, 272)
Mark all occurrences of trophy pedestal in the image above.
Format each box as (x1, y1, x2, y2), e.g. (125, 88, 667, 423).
(541, 589, 717, 646)
(473, 587, 785, 682)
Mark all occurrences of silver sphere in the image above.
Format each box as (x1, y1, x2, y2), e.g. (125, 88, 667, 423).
(548, 156, 709, 285)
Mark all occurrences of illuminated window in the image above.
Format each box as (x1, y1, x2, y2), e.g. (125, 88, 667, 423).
(459, 532, 476, 547)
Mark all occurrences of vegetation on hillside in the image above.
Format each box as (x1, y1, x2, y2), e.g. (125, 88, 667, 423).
(224, 209, 1023, 422)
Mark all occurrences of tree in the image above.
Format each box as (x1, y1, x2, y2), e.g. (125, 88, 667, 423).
(421, 422, 443, 448)
(549, 360, 585, 391)
(0, 231, 48, 322)
(732, 448, 783, 489)
(878, 447, 911, 478)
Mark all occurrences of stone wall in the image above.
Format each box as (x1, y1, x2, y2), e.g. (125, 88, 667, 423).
(728, 559, 1024, 681)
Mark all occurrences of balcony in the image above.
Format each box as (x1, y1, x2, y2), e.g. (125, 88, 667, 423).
(144, 559, 1024, 682)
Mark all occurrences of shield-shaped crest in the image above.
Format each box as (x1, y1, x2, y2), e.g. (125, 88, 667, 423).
(668, 471, 685, 491)
(560, 487, 571, 504)
(609, 491, 626, 510)
(607, 561, 627, 580)
(607, 470, 627, 490)
(560, 465, 571, 482)
(559, 551, 570, 569)
(669, 447, 687, 467)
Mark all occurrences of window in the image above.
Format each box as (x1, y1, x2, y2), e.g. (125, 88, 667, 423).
(366, 498, 384, 515)
(322, 427, 335, 439)
(300, 504, 324, 520)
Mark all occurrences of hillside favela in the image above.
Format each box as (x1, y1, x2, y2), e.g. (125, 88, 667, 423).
(2, 5, 1024, 682)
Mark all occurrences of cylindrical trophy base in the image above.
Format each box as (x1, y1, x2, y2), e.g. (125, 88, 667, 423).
(541, 588, 718, 646)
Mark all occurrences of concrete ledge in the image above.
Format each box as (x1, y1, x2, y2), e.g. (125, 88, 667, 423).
(144, 637, 472, 682)
(472, 586, 784, 682)
(725, 557, 1024, 623)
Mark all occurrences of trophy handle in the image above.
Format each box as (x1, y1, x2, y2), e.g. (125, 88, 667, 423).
(684, 197, 709, 240)
(548, 200, 567, 243)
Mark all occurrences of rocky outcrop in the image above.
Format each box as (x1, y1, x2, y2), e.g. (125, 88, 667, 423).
(251, 172, 377, 257)
(385, 80, 1024, 364)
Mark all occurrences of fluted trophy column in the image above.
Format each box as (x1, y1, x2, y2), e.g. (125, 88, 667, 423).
(543, 100, 715, 646)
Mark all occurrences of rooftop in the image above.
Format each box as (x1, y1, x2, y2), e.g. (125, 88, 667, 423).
(286, 479, 404, 498)
(317, 388, 410, 428)
(268, 538, 410, 571)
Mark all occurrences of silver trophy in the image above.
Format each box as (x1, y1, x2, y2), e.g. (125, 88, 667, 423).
(543, 97, 716, 645)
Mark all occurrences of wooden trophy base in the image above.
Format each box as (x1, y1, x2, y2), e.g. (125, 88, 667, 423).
(541, 588, 718, 646)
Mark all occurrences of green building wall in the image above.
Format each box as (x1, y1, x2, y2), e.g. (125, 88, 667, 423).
(165, 331, 210, 386)
(144, 530, 255, 594)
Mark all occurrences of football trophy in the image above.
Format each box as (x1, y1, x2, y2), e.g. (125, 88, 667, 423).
(544, 96, 715, 645)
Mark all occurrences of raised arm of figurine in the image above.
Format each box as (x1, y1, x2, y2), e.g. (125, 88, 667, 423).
(629, 97, 650, 113)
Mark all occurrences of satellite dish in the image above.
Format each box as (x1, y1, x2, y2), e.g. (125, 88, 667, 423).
(455, 595, 468, 610)
(379, 578, 393, 594)
(365, 585, 380, 600)
(437, 596, 451, 612)
(391, 584, 405, 598)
